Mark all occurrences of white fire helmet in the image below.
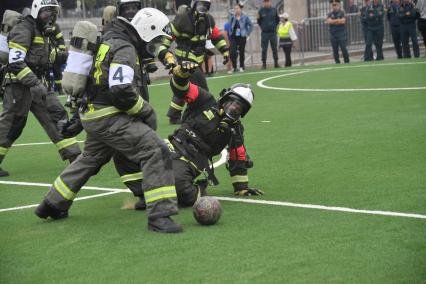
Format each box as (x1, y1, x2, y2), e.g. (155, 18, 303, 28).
(30, 0, 59, 19)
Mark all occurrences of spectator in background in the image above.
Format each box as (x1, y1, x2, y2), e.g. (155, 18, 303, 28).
(348, 0, 359, 13)
(202, 40, 215, 76)
(387, 0, 403, 58)
(360, 0, 372, 59)
(417, 0, 426, 53)
(223, 21, 234, 74)
(229, 3, 253, 72)
(364, 0, 385, 61)
(257, 0, 280, 69)
(277, 13, 297, 67)
(399, 0, 420, 58)
(327, 0, 350, 64)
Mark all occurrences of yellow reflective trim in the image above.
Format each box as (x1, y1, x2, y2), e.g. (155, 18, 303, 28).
(175, 49, 204, 63)
(32, 36, 45, 44)
(190, 35, 206, 42)
(215, 39, 227, 49)
(0, 146, 10, 155)
(94, 44, 110, 85)
(157, 45, 168, 54)
(54, 177, 76, 201)
(126, 96, 144, 115)
(231, 175, 249, 184)
(16, 67, 32, 80)
(5, 73, 17, 80)
(8, 42, 27, 52)
(170, 23, 181, 36)
(55, 32, 63, 39)
(120, 172, 144, 183)
(80, 105, 121, 121)
(56, 137, 78, 150)
(54, 80, 62, 84)
(203, 110, 215, 121)
(179, 156, 201, 172)
(171, 77, 189, 91)
(144, 186, 177, 203)
(164, 139, 176, 153)
(58, 44, 66, 50)
(170, 101, 184, 111)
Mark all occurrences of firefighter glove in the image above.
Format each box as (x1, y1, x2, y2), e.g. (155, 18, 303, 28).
(234, 188, 264, 196)
(222, 51, 230, 65)
(146, 62, 158, 73)
(58, 115, 84, 138)
(30, 83, 48, 103)
(164, 52, 177, 70)
(181, 61, 199, 73)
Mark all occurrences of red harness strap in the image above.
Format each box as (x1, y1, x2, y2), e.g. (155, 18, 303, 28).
(229, 145, 246, 161)
(184, 83, 199, 104)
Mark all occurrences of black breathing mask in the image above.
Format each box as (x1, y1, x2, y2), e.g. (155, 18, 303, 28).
(194, 1, 210, 16)
(120, 3, 141, 21)
(222, 98, 244, 123)
(37, 7, 58, 36)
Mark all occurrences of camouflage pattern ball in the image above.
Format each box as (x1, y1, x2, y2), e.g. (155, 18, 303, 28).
(193, 196, 222, 225)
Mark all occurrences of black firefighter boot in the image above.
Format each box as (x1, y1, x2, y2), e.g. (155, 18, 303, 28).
(0, 167, 9, 177)
(148, 216, 183, 233)
(134, 196, 146, 211)
(35, 199, 69, 220)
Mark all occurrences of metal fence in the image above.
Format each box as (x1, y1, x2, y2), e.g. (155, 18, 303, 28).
(56, 11, 423, 75)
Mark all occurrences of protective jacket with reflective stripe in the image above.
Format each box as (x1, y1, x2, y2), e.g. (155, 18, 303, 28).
(86, 19, 152, 118)
(157, 10, 228, 64)
(6, 16, 51, 87)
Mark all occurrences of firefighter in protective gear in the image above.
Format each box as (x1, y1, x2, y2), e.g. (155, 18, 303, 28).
(50, 23, 67, 93)
(0, 0, 81, 177)
(35, 8, 183, 234)
(103, 1, 157, 102)
(164, 64, 263, 207)
(156, 0, 230, 125)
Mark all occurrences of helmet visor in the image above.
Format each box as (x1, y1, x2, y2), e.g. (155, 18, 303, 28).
(120, 3, 141, 21)
(223, 99, 244, 122)
(195, 1, 210, 14)
(38, 6, 58, 20)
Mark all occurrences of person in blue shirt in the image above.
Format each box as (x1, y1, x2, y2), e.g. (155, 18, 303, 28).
(387, 0, 403, 58)
(364, 0, 385, 61)
(327, 0, 350, 64)
(399, 0, 420, 58)
(229, 3, 253, 72)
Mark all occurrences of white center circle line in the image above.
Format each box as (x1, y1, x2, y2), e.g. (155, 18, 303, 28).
(257, 61, 426, 92)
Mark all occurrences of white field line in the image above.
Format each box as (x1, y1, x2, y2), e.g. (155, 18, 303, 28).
(0, 191, 121, 213)
(0, 148, 228, 212)
(215, 197, 426, 220)
(1, 180, 425, 220)
(0, 180, 125, 192)
(257, 61, 426, 92)
(2, 61, 426, 104)
(12, 141, 85, 147)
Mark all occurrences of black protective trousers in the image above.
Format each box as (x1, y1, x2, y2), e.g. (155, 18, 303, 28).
(330, 31, 350, 64)
(230, 36, 247, 70)
(390, 25, 403, 59)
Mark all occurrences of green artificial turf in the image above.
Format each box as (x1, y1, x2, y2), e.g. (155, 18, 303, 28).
(0, 59, 425, 283)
